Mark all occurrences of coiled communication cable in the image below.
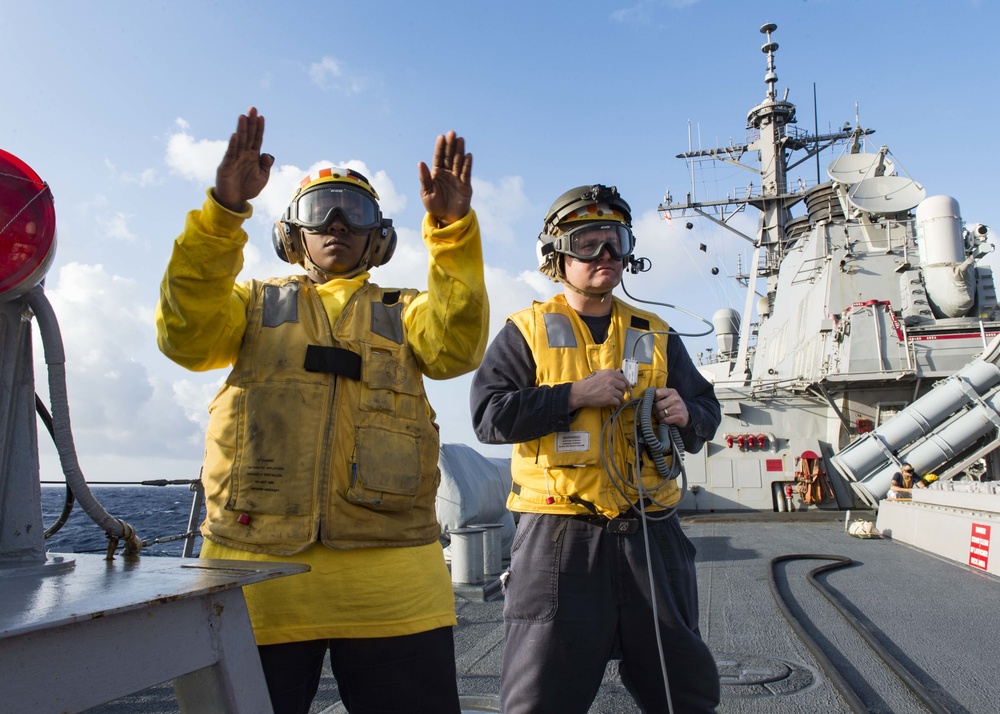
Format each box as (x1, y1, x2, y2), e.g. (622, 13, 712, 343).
(599, 388, 686, 516)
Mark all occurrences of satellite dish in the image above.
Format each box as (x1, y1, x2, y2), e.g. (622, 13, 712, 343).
(827, 153, 896, 185)
(847, 176, 926, 215)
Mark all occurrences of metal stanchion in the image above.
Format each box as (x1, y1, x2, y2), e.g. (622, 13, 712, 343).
(469, 523, 503, 579)
(449, 527, 485, 585)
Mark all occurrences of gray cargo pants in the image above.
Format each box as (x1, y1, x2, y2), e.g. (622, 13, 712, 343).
(499, 512, 720, 713)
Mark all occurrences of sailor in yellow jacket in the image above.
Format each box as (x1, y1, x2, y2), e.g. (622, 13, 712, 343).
(472, 184, 720, 713)
(156, 107, 488, 714)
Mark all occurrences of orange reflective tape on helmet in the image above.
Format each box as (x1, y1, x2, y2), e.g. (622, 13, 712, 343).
(296, 167, 380, 200)
(558, 202, 629, 226)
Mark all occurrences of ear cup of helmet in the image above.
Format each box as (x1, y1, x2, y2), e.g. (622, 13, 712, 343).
(272, 220, 303, 266)
(536, 232, 562, 280)
(366, 219, 396, 268)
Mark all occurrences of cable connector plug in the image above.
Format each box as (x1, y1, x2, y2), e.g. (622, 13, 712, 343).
(622, 358, 638, 386)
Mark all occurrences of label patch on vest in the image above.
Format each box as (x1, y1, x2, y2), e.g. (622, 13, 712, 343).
(555, 431, 590, 453)
(384, 360, 407, 385)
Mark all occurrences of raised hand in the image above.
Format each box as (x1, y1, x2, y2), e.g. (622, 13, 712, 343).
(418, 131, 473, 226)
(213, 107, 274, 212)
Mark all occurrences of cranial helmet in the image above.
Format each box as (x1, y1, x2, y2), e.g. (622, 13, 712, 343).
(536, 184, 635, 282)
(272, 167, 396, 281)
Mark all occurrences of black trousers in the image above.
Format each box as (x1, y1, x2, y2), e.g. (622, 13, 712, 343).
(257, 626, 461, 714)
(500, 513, 720, 713)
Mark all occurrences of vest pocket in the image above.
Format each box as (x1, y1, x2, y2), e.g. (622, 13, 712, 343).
(346, 426, 421, 511)
(360, 346, 421, 419)
(219, 383, 321, 518)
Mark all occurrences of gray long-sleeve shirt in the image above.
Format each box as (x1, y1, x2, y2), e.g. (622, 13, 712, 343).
(470, 314, 721, 455)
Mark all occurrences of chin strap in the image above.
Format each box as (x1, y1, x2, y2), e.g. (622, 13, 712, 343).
(303, 253, 368, 282)
(301, 233, 372, 282)
(561, 278, 613, 301)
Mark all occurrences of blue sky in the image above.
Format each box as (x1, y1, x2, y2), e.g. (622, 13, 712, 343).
(2, 0, 997, 483)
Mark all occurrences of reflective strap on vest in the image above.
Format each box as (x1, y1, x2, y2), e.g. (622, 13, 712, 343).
(371, 301, 405, 344)
(543, 312, 577, 348)
(624, 327, 654, 364)
(262, 283, 300, 328)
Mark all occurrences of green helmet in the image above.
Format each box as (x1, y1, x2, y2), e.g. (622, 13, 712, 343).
(537, 184, 634, 281)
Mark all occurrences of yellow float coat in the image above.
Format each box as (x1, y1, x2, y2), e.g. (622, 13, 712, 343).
(156, 193, 488, 641)
(507, 295, 678, 517)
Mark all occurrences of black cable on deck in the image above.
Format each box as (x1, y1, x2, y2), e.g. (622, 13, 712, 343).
(770, 553, 952, 714)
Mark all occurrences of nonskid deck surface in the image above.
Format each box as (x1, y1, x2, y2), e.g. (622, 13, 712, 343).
(84, 513, 998, 714)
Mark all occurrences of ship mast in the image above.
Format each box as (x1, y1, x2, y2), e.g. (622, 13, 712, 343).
(734, 23, 797, 381)
(659, 23, 868, 383)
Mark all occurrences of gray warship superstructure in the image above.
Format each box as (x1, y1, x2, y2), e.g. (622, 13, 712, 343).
(659, 23, 1000, 516)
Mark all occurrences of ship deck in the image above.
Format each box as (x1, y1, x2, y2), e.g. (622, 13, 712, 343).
(83, 512, 998, 714)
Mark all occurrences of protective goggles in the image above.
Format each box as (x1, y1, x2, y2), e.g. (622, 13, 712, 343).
(550, 223, 635, 261)
(287, 185, 381, 233)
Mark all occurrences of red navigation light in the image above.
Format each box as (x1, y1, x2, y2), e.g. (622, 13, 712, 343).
(0, 149, 56, 301)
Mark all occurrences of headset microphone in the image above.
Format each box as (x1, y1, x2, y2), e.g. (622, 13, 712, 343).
(628, 256, 651, 274)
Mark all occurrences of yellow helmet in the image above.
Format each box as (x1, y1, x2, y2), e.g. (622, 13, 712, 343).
(536, 184, 635, 282)
(272, 167, 396, 280)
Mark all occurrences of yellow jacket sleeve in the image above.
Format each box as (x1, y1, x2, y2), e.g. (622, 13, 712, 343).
(404, 210, 489, 380)
(155, 190, 252, 372)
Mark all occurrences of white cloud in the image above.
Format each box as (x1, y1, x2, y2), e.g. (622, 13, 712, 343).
(366, 168, 405, 215)
(369, 226, 429, 290)
(309, 56, 342, 83)
(308, 56, 365, 94)
(171, 376, 225, 432)
(165, 118, 228, 184)
(611, 3, 646, 21)
(612, 0, 701, 21)
(521, 269, 557, 298)
(96, 211, 137, 243)
(32, 263, 205, 469)
(104, 159, 157, 187)
(254, 162, 308, 220)
(471, 175, 532, 245)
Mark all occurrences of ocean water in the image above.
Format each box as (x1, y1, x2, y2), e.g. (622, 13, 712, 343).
(41, 485, 203, 557)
